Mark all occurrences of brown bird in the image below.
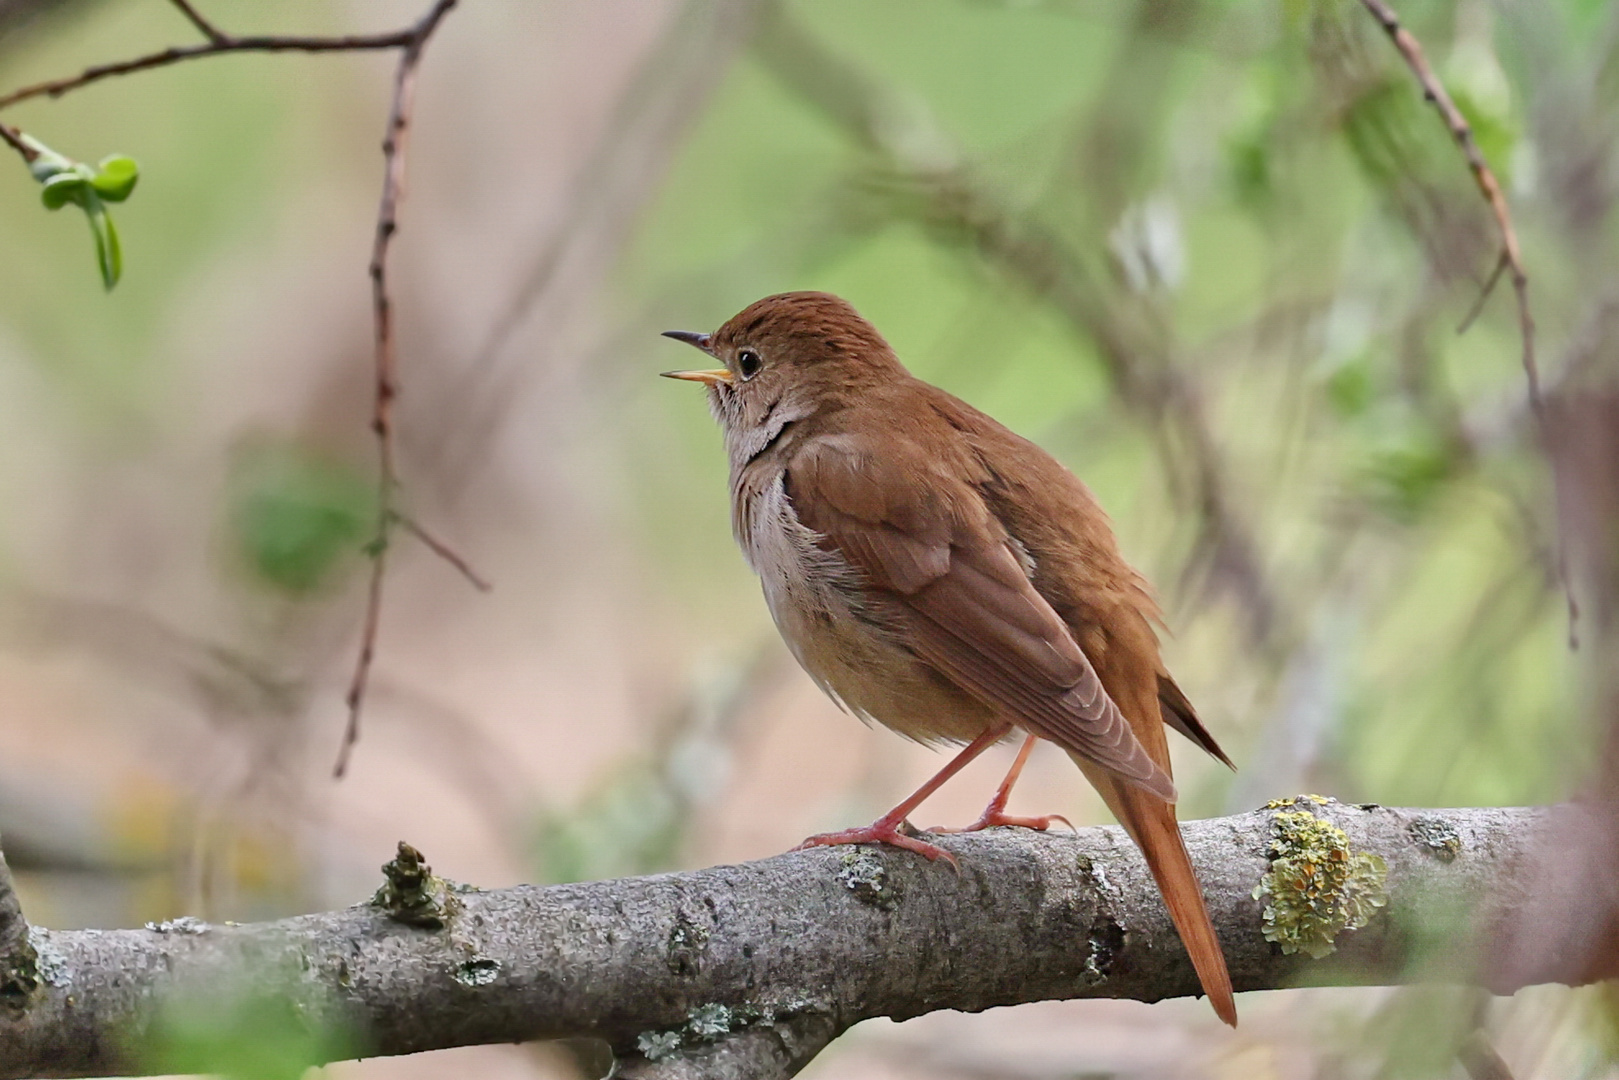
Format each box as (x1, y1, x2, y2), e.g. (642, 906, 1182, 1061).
(662, 291, 1237, 1026)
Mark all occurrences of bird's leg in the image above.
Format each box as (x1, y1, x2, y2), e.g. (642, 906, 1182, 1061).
(793, 725, 1010, 867)
(928, 732, 1073, 834)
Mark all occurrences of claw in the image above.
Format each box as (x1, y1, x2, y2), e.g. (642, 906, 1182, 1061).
(929, 809, 1074, 834)
(795, 818, 960, 870)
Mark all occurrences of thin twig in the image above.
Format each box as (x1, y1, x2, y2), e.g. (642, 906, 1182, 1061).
(166, 0, 227, 45)
(0, 120, 33, 163)
(1456, 251, 1508, 334)
(0, 0, 470, 776)
(335, 0, 460, 780)
(398, 514, 492, 592)
(1356, 0, 1578, 648)
(0, 29, 430, 112)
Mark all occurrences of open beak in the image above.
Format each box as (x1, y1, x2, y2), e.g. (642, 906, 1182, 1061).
(661, 368, 733, 385)
(660, 329, 731, 384)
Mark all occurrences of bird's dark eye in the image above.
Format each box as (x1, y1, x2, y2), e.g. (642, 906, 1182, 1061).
(737, 349, 762, 381)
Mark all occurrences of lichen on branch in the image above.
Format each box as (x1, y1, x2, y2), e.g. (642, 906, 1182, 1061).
(1253, 807, 1390, 959)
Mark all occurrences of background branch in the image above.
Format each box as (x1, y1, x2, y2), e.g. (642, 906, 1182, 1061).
(0, 6, 450, 111)
(1356, 0, 1578, 647)
(0, 802, 1589, 1079)
(0, 0, 476, 775)
(336, 0, 461, 779)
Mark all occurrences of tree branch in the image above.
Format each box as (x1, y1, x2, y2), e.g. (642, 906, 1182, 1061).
(336, 0, 462, 778)
(0, 802, 1590, 1079)
(0, 1, 481, 774)
(1355, 0, 1578, 648)
(0, 10, 447, 112)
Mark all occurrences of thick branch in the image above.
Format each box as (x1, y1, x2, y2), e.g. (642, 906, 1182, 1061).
(0, 803, 1583, 1079)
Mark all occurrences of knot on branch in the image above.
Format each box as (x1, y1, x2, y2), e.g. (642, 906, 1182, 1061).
(0, 836, 37, 1009)
(0, 938, 38, 1010)
(372, 841, 457, 928)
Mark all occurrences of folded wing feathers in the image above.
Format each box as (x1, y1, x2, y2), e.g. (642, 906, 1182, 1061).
(789, 436, 1174, 801)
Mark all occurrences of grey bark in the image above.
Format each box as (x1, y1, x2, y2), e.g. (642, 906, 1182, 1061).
(0, 803, 1580, 1079)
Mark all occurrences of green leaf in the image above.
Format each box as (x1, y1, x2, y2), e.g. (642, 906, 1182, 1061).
(91, 155, 139, 201)
(39, 173, 87, 210)
(100, 208, 122, 289)
(84, 199, 121, 291)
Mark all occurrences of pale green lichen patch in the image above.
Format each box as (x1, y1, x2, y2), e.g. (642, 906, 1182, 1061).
(636, 1029, 683, 1060)
(1407, 817, 1462, 862)
(1252, 810, 1388, 958)
(453, 957, 501, 987)
(688, 1003, 734, 1039)
(838, 849, 899, 909)
(633, 1000, 823, 1061)
(28, 929, 68, 988)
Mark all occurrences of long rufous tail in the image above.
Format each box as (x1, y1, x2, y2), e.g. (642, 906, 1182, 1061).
(1073, 755, 1238, 1026)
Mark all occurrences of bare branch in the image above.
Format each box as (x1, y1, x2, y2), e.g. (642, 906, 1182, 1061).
(0, 118, 32, 162)
(0, 0, 474, 774)
(336, 0, 459, 778)
(0, 803, 1593, 1079)
(0, 13, 444, 111)
(398, 514, 492, 592)
(165, 0, 226, 45)
(1355, 0, 1578, 648)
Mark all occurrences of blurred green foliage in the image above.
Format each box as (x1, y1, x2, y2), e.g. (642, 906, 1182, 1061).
(145, 990, 354, 1080)
(533, 759, 684, 885)
(227, 445, 371, 595)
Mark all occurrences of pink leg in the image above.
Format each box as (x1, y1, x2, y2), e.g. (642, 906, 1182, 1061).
(928, 733, 1073, 834)
(794, 725, 1010, 868)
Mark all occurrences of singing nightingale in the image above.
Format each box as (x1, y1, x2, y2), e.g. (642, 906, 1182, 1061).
(662, 291, 1237, 1025)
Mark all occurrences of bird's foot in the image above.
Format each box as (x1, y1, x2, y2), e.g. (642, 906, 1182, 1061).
(794, 816, 959, 869)
(928, 806, 1073, 835)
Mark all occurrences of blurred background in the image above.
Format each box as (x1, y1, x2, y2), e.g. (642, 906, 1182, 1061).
(1, 0, 1616, 1076)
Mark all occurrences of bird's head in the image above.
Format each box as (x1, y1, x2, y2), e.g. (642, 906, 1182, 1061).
(661, 291, 906, 464)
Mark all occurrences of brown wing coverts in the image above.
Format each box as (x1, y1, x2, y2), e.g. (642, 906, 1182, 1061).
(788, 434, 1176, 801)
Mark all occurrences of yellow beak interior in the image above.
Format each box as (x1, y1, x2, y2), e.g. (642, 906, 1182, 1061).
(660, 368, 733, 386)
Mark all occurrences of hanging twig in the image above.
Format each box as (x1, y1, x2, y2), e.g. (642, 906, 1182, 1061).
(1356, 0, 1578, 648)
(335, 0, 462, 779)
(0, 0, 481, 776)
(396, 514, 493, 592)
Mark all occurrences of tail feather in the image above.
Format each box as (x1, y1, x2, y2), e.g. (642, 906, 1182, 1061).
(1072, 754, 1237, 1026)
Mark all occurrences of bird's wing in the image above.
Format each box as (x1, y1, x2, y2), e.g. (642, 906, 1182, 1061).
(787, 432, 1175, 801)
